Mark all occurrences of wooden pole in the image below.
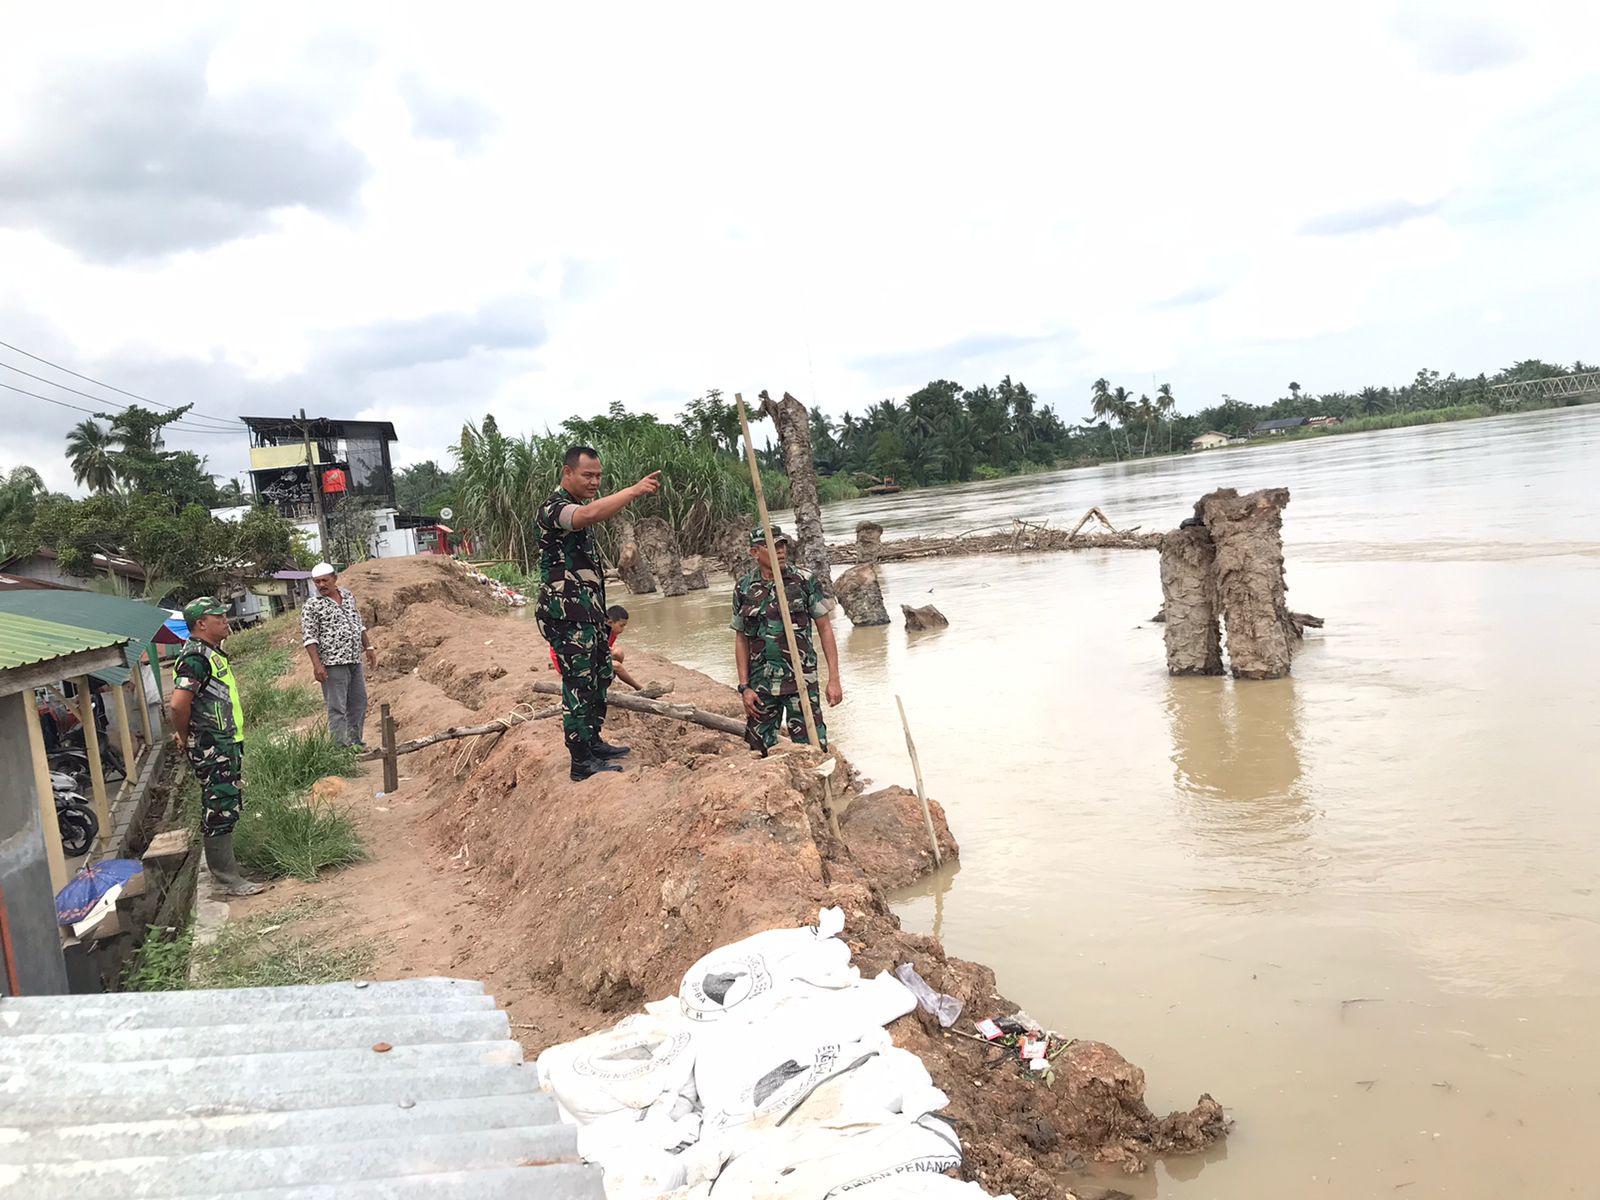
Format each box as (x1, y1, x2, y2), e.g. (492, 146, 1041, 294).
(110, 684, 137, 793)
(894, 694, 942, 868)
(300, 407, 330, 555)
(72, 676, 110, 855)
(131, 656, 156, 748)
(22, 690, 68, 892)
(380, 703, 398, 793)
(734, 392, 842, 841)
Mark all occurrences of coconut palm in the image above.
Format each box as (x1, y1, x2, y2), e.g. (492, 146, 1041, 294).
(1156, 384, 1176, 452)
(66, 419, 119, 494)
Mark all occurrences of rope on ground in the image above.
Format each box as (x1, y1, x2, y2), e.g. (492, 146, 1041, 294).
(452, 701, 548, 776)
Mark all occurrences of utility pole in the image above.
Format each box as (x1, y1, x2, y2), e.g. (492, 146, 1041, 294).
(299, 408, 330, 556)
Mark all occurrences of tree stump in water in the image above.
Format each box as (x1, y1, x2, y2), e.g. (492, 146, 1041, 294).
(617, 516, 658, 595)
(1159, 525, 1224, 675)
(633, 517, 687, 597)
(1197, 487, 1300, 680)
(760, 389, 835, 597)
(856, 521, 885, 563)
(901, 604, 949, 631)
(835, 563, 890, 626)
(680, 556, 710, 591)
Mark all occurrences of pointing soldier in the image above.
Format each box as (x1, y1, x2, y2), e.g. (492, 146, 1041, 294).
(731, 525, 843, 755)
(536, 445, 660, 781)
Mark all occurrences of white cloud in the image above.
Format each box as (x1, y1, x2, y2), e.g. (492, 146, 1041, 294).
(1, 0, 1597, 494)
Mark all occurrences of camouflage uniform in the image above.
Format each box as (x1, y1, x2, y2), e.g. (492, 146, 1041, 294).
(535, 486, 614, 751)
(172, 638, 246, 837)
(732, 557, 835, 753)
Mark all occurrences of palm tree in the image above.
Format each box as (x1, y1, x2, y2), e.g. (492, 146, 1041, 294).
(0, 466, 45, 556)
(1110, 386, 1138, 458)
(1089, 379, 1122, 460)
(1156, 384, 1176, 453)
(1288, 381, 1301, 405)
(66, 419, 119, 494)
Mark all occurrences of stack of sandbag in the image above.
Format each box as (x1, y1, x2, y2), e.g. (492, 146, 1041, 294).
(535, 908, 1017, 1200)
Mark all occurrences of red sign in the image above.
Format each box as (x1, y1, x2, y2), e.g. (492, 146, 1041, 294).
(320, 467, 348, 494)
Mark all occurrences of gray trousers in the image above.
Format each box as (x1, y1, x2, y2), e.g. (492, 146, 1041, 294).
(321, 663, 368, 746)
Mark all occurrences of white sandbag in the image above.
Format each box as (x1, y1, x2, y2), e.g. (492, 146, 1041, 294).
(697, 1026, 892, 1140)
(680, 907, 858, 1024)
(706, 1112, 963, 1197)
(849, 1178, 1016, 1199)
(537, 1011, 698, 1124)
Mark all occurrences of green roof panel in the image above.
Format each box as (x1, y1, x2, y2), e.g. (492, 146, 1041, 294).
(0, 612, 129, 678)
(0, 592, 173, 685)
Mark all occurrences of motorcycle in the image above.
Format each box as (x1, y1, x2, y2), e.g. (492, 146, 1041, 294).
(51, 771, 99, 858)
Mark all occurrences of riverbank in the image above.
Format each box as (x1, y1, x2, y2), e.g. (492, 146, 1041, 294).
(211, 556, 1224, 1199)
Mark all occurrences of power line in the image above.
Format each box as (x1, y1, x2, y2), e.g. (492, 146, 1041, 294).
(0, 359, 241, 432)
(0, 337, 242, 429)
(0, 379, 237, 435)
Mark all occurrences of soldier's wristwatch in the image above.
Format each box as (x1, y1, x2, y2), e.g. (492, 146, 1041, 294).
(737, 683, 750, 694)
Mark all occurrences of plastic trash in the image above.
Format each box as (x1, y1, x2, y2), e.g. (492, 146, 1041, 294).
(893, 963, 963, 1028)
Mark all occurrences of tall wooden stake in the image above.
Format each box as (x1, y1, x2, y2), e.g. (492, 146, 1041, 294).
(734, 392, 842, 841)
(894, 695, 942, 867)
(380, 703, 399, 794)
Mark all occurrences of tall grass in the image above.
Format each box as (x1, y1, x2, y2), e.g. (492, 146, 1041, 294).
(190, 900, 378, 989)
(453, 415, 838, 569)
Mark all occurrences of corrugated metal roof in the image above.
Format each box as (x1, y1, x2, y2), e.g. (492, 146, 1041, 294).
(0, 612, 128, 675)
(0, 977, 602, 1199)
(0, 591, 174, 685)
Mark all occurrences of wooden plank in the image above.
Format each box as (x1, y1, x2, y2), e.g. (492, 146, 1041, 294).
(131, 657, 156, 748)
(142, 828, 191, 864)
(110, 683, 137, 795)
(20, 688, 69, 893)
(73, 676, 111, 852)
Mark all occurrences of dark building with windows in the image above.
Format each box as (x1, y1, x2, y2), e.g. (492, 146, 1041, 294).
(241, 417, 399, 520)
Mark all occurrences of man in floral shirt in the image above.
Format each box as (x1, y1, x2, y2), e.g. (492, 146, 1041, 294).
(301, 562, 377, 747)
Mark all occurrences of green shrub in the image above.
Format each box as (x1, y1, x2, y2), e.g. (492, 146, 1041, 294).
(245, 727, 360, 806)
(121, 924, 193, 991)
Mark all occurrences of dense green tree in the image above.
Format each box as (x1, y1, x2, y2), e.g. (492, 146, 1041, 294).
(394, 460, 458, 516)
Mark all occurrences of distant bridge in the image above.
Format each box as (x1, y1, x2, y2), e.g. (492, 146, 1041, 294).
(1490, 370, 1600, 407)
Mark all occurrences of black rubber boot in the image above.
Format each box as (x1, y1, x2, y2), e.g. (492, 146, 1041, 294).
(570, 749, 624, 782)
(203, 833, 266, 897)
(589, 738, 631, 759)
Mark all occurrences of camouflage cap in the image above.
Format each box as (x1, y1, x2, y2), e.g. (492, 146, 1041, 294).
(182, 596, 229, 626)
(749, 524, 793, 546)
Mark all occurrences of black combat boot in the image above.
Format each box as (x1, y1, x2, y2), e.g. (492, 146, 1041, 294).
(589, 738, 631, 759)
(570, 748, 624, 782)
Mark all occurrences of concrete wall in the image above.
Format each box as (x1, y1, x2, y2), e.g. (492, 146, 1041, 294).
(0, 691, 69, 996)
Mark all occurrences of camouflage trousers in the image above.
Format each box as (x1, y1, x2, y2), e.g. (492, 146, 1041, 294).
(187, 736, 244, 837)
(540, 618, 613, 751)
(743, 684, 828, 755)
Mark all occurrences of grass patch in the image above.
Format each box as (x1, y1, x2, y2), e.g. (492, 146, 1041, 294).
(236, 727, 366, 880)
(121, 923, 194, 992)
(190, 899, 379, 989)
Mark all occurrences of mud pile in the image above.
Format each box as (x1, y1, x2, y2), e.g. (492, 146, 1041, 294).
(313, 558, 1225, 1199)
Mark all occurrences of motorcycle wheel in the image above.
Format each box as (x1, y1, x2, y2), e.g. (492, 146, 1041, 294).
(57, 802, 98, 858)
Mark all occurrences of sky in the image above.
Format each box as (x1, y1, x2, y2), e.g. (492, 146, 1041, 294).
(1, 0, 1597, 495)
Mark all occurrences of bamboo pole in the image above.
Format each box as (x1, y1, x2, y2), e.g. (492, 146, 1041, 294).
(72, 676, 110, 855)
(894, 694, 942, 867)
(734, 392, 842, 841)
(110, 684, 137, 794)
(22, 690, 68, 892)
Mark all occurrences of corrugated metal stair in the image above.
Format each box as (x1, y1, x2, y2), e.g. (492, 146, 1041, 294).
(0, 977, 602, 1198)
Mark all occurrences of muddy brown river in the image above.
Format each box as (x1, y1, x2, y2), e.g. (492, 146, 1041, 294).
(620, 405, 1600, 1198)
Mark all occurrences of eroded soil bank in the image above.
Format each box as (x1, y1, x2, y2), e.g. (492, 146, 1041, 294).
(239, 556, 1224, 1199)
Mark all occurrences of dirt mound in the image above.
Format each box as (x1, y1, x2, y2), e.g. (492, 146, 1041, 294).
(291, 558, 1224, 1198)
(336, 555, 505, 628)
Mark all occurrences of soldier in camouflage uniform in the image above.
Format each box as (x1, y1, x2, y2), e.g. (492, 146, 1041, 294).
(732, 525, 843, 754)
(169, 597, 263, 896)
(535, 445, 661, 781)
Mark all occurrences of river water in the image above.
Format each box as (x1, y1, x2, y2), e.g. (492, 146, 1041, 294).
(619, 405, 1600, 1198)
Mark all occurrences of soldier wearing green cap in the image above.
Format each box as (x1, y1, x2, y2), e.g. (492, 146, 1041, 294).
(731, 524, 843, 754)
(169, 597, 263, 896)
